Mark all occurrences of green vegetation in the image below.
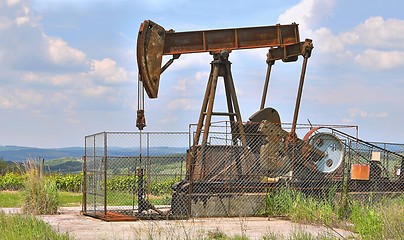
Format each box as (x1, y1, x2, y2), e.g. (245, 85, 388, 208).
(0, 191, 82, 207)
(266, 187, 404, 240)
(0, 211, 72, 240)
(44, 157, 83, 174)
(58, 191, 82, 206)
(53, 173, 83, 192)
(266, 187, 337, 226)
(22, 161, 59, 215)
(0, 159, 21, 174)
(0, 172, 26, 190)
(348, 195, 404, 240)
(1, 172, 82, 192)
(261, 230, 338, 240)
(1, 154, 402, 239)
(0, 190, 22, 207)
(377, 195, 404, 239)
(172, 228, 341, 240)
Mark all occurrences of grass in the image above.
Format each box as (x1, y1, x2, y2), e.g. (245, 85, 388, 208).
(377, 195, 404, 239)
(348, 195, 404, 240)
(15, 159, 60, 215)
(266, 187, 404, 240)
(130, 220, 343, 240)
(0, 191, 21, 207)
(0, 191, 82, 208)
(0, 211, 72, 240)
(59, 191, 82, 206)
(266, 188, 338, 226)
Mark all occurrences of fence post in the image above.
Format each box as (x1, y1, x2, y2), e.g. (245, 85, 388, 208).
(103, 132, 108, 216)
(82, 153, 87, 213)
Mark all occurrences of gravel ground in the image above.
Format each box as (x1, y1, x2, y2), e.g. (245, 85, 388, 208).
(1, 207, 355, 240)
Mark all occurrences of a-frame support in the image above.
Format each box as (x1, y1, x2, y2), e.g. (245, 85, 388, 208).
(188, 51, 249, 181)
(193, 51, 247, 148)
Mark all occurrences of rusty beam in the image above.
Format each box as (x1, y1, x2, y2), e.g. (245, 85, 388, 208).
(163, 24, 300, 55)
(137, 20, 303, 98)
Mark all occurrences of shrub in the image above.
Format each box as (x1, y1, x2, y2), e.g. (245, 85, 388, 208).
(266, 187, 297, 216)
(107, 175, 137, 192)
(54, 173, 83, 192)
(22, 160, 60, 215)
(349, 201, 383, 239)
(0, 172, 26, 190)
(266, 187, 337, 226)
(150, 178, 179, 195)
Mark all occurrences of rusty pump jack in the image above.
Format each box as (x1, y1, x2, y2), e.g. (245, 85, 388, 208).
(136, 20, 313, 145)
(136, 20, 317, 217)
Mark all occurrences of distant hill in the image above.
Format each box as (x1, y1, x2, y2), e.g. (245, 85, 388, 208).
(0, 145, 83, 162)
(44, 157, 83, 174)
(0, 145, 187, 162)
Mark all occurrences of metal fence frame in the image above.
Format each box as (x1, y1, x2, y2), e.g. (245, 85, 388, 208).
(83, 124, 404, 221)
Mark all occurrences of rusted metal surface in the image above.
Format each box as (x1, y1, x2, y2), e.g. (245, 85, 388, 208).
(137, 20, 165, 98)
(163, 24, 300, 54)
(137, 20, 304, 98)
(290, 39, 313, 139)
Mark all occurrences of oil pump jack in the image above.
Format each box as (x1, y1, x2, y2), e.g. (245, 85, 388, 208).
(136, 20, 346, 217)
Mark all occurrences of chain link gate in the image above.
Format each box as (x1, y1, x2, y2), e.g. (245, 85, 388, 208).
(83, 125, 404, 221)
(83, 132, 189, 220)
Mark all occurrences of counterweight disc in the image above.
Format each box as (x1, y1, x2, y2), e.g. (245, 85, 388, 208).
(307, 132, 344, 173)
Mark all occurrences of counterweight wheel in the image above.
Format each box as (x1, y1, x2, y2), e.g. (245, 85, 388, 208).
(307, 132, 344, 173)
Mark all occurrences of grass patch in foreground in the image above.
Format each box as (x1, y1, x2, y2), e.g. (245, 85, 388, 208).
(59, 191, 82, 206)
(0, 191, 22, 207)
(184, 228, 338, 240)
(266, 187, 404, 240)
(0, 211, 72, 240)
(0, 191, 82, 208)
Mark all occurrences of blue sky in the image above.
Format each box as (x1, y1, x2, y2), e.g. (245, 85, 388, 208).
(0, 0, 403, 147)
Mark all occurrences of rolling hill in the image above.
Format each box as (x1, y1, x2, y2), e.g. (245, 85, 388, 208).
(0, 145, 83, 162)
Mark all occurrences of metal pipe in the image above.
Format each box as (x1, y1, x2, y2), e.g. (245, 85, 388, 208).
(103, 132, 107, 216)
(290, 56, 309, 137)
(260, 56, 274, 110)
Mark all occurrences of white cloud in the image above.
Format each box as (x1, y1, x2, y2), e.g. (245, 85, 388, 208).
(354, 49, 404, 69)
(195, 71, 209, 81)
(350, 17, 404, 50)
(277, 0, 404, 71)
(348, 108, 388, 119)
(49, 74, 76, 86)
(0, 88, 44, 110)
(166, 54, 211, 72)
(167, 98, 196, 111)
(7, 0, 20, 6)
(312, 27, 345, 53)
(22, 72, 80, 87)
(47, 38, 86, 64)
(66, 117, 80, 124)
(15, 16, 29, 25)
(172, 71, 208, 94)
(22, 72, 40, 82)
(0, 17, 12, 29)
(81, 85, 110, 97)
(89, 58, 129, 84)
(278, 0, 336, 29)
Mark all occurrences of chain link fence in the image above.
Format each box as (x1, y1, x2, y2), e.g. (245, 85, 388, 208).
(83, 123, 404, 221)
(83, 132, 188, 220)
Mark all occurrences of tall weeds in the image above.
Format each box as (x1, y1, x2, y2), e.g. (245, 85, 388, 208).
(21, 159, 59, 215)
(266, 186, 404, 239)
(266, 187, 337, 225)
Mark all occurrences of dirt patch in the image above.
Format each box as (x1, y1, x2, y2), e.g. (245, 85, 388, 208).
(2, 207, 355, 239)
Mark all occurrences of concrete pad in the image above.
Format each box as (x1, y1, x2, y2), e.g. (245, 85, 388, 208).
(1, 207, 356, 239)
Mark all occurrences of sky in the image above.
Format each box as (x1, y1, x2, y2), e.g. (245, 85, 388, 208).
(0, 0, 403, 148)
